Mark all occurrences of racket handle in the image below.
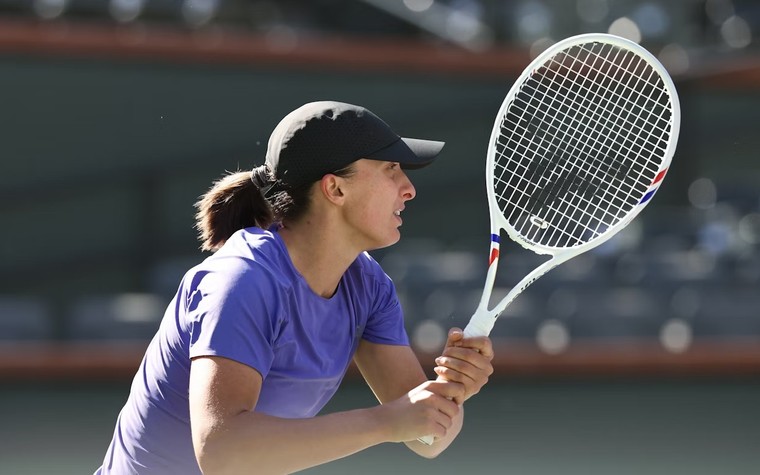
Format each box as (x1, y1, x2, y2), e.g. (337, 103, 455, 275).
(463, 308, 496, 338)
(417, 323, 489, 446)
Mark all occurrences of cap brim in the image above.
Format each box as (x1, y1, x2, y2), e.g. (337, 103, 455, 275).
(366, 137, 445, 169)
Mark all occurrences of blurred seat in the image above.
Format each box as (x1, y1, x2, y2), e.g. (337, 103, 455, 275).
(148, 256, 203, 298)
(729, 253, 760, 285)
(484, 291, 543, 339)
(67, 293, 165, 340)
(690, 287, 760, 338)
(567, 286, 665, 339)
(0, 296, 53, 340)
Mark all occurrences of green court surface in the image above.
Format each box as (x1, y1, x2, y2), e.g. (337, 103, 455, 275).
(1, 378, 758, 475)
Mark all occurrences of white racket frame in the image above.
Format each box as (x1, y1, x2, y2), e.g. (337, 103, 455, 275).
(463, 33, 680, 338)
(419, 33, 680, 446)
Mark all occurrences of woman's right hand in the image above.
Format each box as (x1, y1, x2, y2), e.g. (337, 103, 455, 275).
(377, 379, 464, 443)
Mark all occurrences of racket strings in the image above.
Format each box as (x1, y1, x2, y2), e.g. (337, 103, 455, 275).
(493, 40, 674, 248)
(512, 46, 667, 194)
(585, 53, 671, 237)
(543, 46, 667, 242)
(530, 46, 640, 244)
(503, 46, 669, 174)
(497, 55, 660, 231)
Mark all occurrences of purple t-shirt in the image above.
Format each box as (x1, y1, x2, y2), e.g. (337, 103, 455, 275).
(95, 227, 409, 474)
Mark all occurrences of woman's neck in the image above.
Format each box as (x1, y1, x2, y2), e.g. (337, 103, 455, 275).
(277, 220, 359, 299)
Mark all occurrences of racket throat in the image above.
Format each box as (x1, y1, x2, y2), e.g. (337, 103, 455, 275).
(466, 253, 571, 338)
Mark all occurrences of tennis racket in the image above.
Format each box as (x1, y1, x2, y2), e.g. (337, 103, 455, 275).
(420, 32, 680, 445)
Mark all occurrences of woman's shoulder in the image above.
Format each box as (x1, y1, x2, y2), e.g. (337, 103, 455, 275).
(348, 251, 394, 287)
(185, 228, 293, 289)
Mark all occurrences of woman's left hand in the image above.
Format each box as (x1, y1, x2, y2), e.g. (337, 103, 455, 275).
(433, 328, 494, 405)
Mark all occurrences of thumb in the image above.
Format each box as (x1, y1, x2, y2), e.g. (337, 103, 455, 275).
(446, 327, 464, 347)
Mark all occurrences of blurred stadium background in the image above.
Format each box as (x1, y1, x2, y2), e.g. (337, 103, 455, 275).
(0, 1, 758, 474)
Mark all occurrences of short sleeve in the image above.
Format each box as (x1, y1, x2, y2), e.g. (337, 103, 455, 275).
(187, 263, 279, 379)
(360, 266, 410, 347)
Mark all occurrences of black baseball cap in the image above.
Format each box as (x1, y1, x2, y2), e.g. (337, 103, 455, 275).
(252, 101, 445, 195)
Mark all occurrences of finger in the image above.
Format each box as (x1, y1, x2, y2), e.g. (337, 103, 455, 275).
(444, 327, 464, 348)
(435, 355, 477, 381)
(432, 397, 460, 421)
(425, 380, 465, 409)
(433, 366, 470, 403)
(435, 353, 493, 389)
(456, 336, 495, 359)
(434, 366, 486, 405)
(419, 387, 461, 418)
(423, 407, 455, 441)
(439, 348, 494, 373)
(436, 354, 493, 389)
(433, 366, 478, 396)
(434, 362, 488, 393)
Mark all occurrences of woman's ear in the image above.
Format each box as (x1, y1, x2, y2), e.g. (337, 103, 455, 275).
(319, 174, 345, 205)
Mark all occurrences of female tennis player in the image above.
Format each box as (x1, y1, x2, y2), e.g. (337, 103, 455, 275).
(95, 101, 494, 474)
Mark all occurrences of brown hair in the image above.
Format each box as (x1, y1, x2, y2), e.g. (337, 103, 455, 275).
(194, 171, 270, 252)
(194, 165, 355, 252)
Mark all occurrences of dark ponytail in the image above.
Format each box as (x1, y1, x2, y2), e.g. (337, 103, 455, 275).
(194, 170, 273, 252)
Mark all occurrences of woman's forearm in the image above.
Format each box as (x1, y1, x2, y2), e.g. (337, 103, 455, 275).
(195, 406, 391, 474)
